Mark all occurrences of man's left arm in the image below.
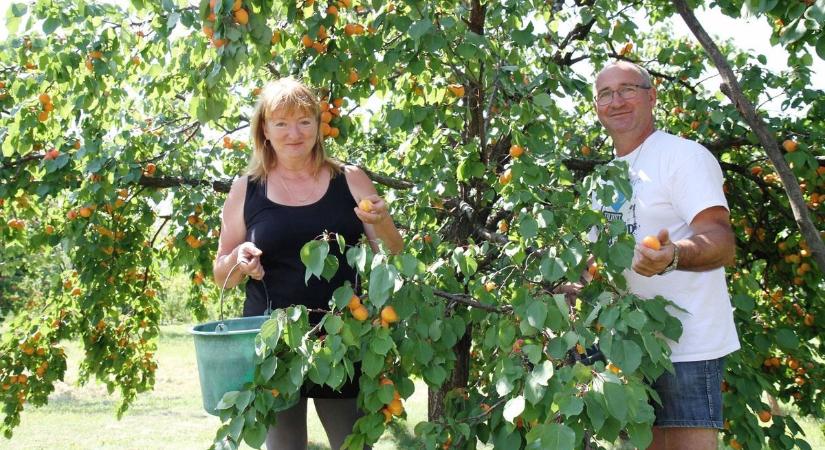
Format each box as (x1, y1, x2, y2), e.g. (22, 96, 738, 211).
(633, 206, 735, 276)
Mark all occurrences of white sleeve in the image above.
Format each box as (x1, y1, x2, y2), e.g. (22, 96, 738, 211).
(668, 145, 729, 225)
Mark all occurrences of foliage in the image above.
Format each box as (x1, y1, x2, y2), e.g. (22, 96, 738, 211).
(0, 0, 823, 449)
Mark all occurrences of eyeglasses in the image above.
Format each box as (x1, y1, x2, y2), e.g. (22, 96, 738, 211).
(595, 84, 651, 106)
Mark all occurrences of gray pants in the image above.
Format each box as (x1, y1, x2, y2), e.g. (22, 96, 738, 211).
(266, 398, 366, 450)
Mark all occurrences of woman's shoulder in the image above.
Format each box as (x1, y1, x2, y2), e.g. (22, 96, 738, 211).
(340, 164, 370, 185)
(227, 175, 254, 201)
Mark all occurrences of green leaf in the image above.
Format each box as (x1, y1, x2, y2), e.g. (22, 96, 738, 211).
(779, 18, 808, 45)
(42, 17, 60, 34)
(525, 300, 547, 328)
(367, 264, 395, 307)
(624, 310, 647, 330)
(608, 240, 634, 268)
(10, 3, 27, 16)
(611, 339, 642, 374)
(235, 390, 253, 411)
(525, 361, 554, 404)
(816, 33, 825, 61)
(451, 247, 478, 277)
(332, 284, 355, 310)
(321, 254, 339, 281)
(423, 364, 447, 386)
(408, 19, 433, 41)
(414, 343, 433, 364)
(603, 381, 627, 422)
(525, 424, 576, 450)
(369, 333, 394, 355)
(387, 109, 405, 128)
(216, 390, 240, 410)
(324, 315, 343, 334)
(557, 394, 584, 417)
(512, 23, 535, 46)
(732, 294, 755, 313)
(300, 240, 329, 283)
(336, 233, 346, 254)
(327, 364, 346, 388)
(533, 93, 553, 108)
(540, 255, 565, 283)
(775, 328, 799, 350)
(362, 350, 384, 378)
(228, 414, 245, 442)
(502, 395, 525, 423)
(242, 422, 267, 449)
(519, 215, 538, 239)
(260, 318, 283, 349)
(584, 391, 606, 432)
(259, 356, 278, 383)
(626, 421, 654, 449)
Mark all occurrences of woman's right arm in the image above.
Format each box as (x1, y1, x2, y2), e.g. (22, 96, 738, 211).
(213, 177, 265, 289)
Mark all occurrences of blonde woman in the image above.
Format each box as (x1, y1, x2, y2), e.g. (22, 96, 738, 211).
(213, 77, 402, 450)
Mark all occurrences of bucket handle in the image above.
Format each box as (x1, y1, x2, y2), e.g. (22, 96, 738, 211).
(217, 260, 272, 328)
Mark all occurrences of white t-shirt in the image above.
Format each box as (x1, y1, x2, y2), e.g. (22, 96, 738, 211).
(593, 130, 740, 362)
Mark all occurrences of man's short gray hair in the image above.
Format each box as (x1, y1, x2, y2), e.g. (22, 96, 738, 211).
(595, 61, 653, 89)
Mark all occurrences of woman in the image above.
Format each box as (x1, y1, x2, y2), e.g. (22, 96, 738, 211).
(213, 77, 403, 450)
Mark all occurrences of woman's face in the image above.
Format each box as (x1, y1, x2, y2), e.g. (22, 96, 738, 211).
(262, 108, 318, 161)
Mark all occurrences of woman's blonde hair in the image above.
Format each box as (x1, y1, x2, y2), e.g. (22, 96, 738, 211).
(247, 77, 340, 180)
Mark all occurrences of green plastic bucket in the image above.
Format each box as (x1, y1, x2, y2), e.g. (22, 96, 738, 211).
(191, 315, 269, 415)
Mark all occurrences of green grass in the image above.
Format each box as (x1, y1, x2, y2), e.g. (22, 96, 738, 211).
(4, 324, 427, 450)
(4, 325, 822, 450)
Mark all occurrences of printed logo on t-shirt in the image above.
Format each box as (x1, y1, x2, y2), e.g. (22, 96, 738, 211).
(599, 175, 639, 239)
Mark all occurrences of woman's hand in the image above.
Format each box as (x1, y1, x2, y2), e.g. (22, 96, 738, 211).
(235, 242, 265, 280)
(354, 194, 391, 225)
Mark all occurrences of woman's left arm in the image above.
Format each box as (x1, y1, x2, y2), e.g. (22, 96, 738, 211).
(344, 165, 404, 254)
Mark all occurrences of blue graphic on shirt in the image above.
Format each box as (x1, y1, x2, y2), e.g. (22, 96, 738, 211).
(599, 179, 639, 238)
(611, 191, 627, 211)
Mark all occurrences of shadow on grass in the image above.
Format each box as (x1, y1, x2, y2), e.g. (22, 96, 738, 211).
(380, 421, 420, 449)
(305, 422, 419, 450)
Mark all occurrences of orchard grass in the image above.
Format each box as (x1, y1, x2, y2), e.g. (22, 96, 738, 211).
(4, 324, 423, 450)
(3, 325, 822, 449)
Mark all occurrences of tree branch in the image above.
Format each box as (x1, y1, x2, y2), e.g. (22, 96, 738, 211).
(433, 290, 512, 314)
(673, 0, 825, 275)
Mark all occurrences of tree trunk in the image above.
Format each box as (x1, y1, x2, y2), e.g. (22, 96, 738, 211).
(428, 326, 472, 421)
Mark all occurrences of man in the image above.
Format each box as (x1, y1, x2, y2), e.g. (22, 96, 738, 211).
(592, 61, 740, 450)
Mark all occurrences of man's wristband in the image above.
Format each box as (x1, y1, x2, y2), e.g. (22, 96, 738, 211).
(658, 243, 679, 275)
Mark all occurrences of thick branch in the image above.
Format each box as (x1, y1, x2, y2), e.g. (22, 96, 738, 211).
(433, 290, 512, 314)
(673, 0, 825, 275)
(137, 169, 413, 193)
(139, 175, 231, 192)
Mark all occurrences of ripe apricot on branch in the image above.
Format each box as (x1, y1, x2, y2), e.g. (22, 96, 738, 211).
(499, 168, 512, 185)
(642, 235, 661, 250)
(347, 295, 362, 311)
(352, 305, 369, 321)
(509, 145, 524, 158)
(233, 8, 249, 25)
(782, 139, 798, 152)
(380, 306, 399, 324)
(447, 84, 465, 97)
(387, 398, 403, 416)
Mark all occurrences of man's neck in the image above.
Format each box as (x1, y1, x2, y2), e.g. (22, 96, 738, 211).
(613, 126, 656, 157)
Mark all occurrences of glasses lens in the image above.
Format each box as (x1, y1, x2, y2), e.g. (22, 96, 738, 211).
(596, 91, 612, 105)
(618, 86, 638, 100)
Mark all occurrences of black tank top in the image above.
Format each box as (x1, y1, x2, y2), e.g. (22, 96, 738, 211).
(242, 171, 363, 323)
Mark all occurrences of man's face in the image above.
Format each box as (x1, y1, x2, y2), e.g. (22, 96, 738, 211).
(594, 65, 656, 137)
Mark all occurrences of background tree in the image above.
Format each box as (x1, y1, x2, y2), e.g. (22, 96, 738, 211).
(0, 0, 822, 449)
